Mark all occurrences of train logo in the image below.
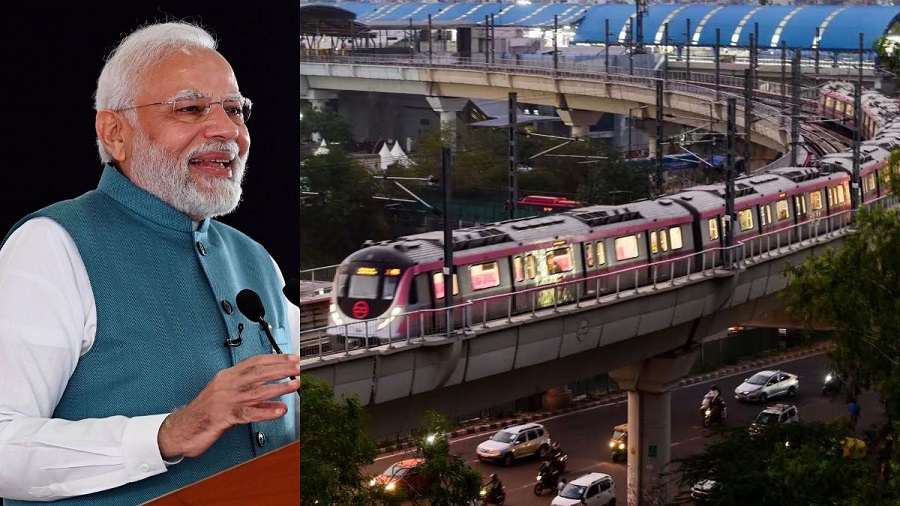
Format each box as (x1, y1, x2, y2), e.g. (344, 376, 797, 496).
(352, 301, 370, 319)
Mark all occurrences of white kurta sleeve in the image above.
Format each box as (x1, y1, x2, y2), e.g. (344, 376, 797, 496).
(0, 218, 171, 501)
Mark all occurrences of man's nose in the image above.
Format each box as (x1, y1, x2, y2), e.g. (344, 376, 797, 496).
(204, 102, 241, 139)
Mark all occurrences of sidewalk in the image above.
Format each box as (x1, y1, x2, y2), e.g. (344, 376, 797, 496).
(377, 340, 832, 453)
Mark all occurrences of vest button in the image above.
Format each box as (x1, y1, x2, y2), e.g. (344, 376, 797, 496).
(196, 241, 207, 256)
(221, 300, 233, 314)
(256, 431, 267, 447)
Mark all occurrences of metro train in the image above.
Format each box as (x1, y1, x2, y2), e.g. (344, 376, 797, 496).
(326, 84, 899, 342)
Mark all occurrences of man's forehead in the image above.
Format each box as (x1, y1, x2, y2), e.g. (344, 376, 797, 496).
(139, 49, 241, 99)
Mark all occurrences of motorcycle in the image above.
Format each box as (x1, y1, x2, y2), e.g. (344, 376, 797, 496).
(544, 445, 568, 473)
(823, 371, 843, 398)
(479, 484, 506, 505)
(533, 460, 561, 496)
(701, 397, 727, 428)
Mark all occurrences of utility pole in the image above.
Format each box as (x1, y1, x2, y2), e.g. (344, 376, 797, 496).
(790, 49, 801, 166)
(635, 0, 647, 54)
(484, 15, 489, 63)
(628, 17, 634, 75)
(715, 28, 721, 101)
(781, 41, 787, 112)
(685, 18, 691, 81)
(656, 80, 664, 197)
(490, 13, 496, 64)
(428, 14, 432, 65)
(409, 18, 414, 58)
(851, 32, 863, 211)
(725, 97, 737, 268)
(605, 18, 610, 74)
(441, 146, 453, 336)
(662, 23, 669, 82)
(814, 27, 821, 85)
(744, 67, 753, 174)
(508, 92, 518, 220)
(553, 15, 559, 74)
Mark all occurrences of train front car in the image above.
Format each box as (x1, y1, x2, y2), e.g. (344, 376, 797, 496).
(327, 246, 416, 344)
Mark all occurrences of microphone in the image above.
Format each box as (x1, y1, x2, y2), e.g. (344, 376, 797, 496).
(283, 278, 301, 308)
(236, 288, 297, 385)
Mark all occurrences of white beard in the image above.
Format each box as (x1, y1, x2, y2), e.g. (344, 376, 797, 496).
(128, 127, 247, 219)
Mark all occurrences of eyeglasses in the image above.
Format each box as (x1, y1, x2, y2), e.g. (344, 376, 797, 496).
(116, 96, 252, 124)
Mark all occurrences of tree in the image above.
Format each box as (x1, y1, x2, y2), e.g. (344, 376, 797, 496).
(414, 411, 483, 506)
(301, 105, 355, 148)
(677, 421, 882, 505)
(873, 35, 900, 82)
(299, 373, 378, 505)
(299, 147, 392, 267)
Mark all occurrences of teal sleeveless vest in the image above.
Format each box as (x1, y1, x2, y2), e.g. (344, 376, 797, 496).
(3, 165, 295, 505)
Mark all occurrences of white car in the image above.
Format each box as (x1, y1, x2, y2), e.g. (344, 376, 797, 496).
(551, 472, 616, 506)
(734, 370, 799, 402)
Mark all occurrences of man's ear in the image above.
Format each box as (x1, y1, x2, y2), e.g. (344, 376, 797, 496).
(95, 110, 132, 163)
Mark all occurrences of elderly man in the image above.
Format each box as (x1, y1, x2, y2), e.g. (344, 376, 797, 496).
(0, 21, 300, 505)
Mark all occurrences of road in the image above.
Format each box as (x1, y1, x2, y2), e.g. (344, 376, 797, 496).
(365, 351, 883, 505)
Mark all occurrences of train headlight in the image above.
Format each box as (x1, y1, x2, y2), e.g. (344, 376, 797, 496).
(376, 307, 402, 330)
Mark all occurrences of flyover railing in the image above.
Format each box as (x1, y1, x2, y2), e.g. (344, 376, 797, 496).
(298, 197, 898, 361)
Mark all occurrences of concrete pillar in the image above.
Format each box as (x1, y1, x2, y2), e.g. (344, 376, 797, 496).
(425, 97, 469, 144)
(304, 89, 338, 111)
(557, 109, 603, 139)
(609, 345, 700, 506)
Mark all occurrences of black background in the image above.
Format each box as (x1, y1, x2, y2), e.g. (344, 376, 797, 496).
(2, 1, 303, 279)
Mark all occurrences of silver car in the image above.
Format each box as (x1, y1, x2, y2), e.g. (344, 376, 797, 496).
(734, 370, 799, 402)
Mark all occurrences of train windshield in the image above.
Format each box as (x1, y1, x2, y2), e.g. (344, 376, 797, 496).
(348, 275, 379, 299)
(345, 265, 403, 300)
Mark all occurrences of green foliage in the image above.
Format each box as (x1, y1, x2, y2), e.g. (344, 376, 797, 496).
(576, 155, 654, 205)
(677, 421, 882, 505)
(873, 36, 900, 77)
(782, 205, 900, 417)
(301, 106, 355, 148)
(299, 374, 378, 505)
(299, 147, 392, 267)
(415, 411, 483, 506)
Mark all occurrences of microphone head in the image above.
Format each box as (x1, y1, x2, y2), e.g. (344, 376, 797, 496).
(283, 278, 301, 308)
(236, 288, 266, 322)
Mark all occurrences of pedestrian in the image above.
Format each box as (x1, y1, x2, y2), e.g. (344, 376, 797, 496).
(0, 20, 300, 505)
(849, 397, 861, 430)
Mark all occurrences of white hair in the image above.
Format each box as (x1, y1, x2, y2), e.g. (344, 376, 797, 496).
(94, 21, 218, 163)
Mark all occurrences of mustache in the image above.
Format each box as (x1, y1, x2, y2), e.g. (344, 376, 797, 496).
(188, 141, 242, 160)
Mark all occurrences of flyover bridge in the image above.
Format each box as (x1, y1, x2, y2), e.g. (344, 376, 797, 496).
(299, 52, 860, 172)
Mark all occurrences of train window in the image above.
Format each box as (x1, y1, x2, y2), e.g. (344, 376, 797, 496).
(776, 200, 789, 221)
(546, 247, 573, 273)
(469, 262, 501, 291)
(810, 190, 823, 211)
(738, 209, 754, 231)
(846, 104, 854, 117)
(708, 218, 719, 240)
(596, 242, 606, 265)
(614, 235, 640, 261)
(525, 254, 537, 280)
(383, 276, 399, 300)
(348, 274, 379, 299)
(659, 230, 668, 252)
(513, 256, 525, 282)
(650, 230, 658, 254)
(669, 227, 683, 250)
(836, 185, 846, 204)
(794, 195, 807, 215)
(336, 273, 348, 297)
(585, 242, 595, 268)
(432, 272, 459, 299)
(865, 174, 876, 192)
(760, 205, 772, 226)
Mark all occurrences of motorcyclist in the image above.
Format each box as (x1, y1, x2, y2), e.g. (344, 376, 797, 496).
(544, 440, 568, 472)
(486, 473, 504, 501)
(701, 385, 726, 424)
(538, 460, 560, 486)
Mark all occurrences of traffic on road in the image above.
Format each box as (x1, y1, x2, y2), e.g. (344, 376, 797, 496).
(365, 352, 883, 505)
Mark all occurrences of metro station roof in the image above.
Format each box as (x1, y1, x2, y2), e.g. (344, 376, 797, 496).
(303, 2, 900, 50)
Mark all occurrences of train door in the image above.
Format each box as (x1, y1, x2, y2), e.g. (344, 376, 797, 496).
(772, 197, 793, 246)
(431, 271, 459, 334)
(792, 193, 808, 241)
(583, 239, 611, 296)
(465, 259, 510, 325)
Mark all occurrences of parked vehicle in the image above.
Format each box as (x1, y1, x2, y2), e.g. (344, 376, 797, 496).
(734, 370, 799, 402)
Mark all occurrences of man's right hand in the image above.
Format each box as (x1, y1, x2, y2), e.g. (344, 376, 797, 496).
(157, 353, 301, 459)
